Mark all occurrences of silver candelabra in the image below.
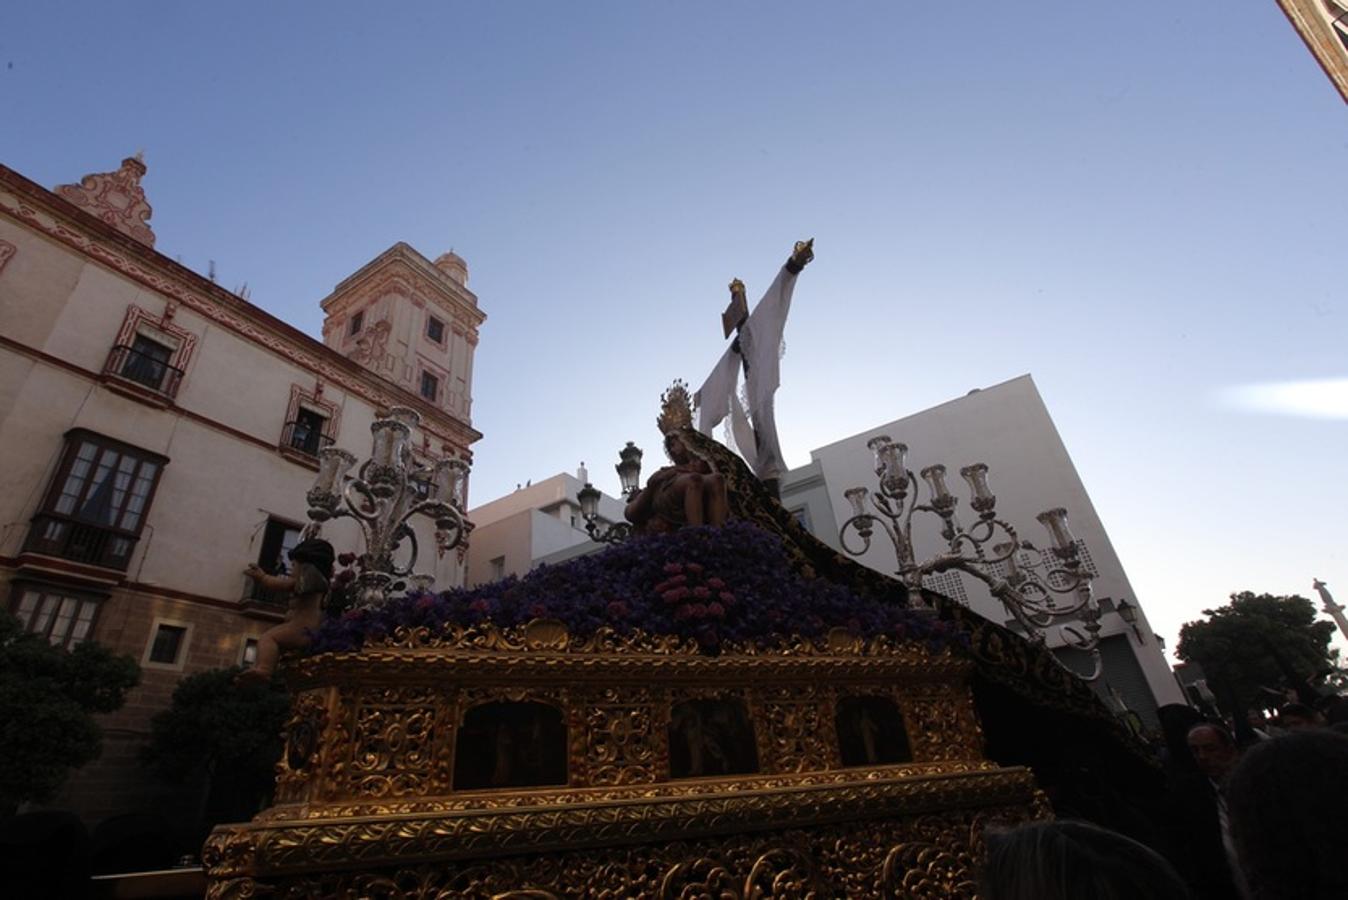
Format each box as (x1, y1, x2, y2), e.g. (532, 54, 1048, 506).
(304, 406, 469, 608)
(839, 435, 1104, 679)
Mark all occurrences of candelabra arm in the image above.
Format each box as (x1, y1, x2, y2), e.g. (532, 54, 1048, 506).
(343, 478, 386, 525)
(391, 523, 418, 577)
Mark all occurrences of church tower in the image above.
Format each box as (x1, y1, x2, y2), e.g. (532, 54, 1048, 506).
(319, 243, 484, 427)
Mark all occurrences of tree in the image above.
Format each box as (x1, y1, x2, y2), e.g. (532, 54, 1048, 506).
(1177, 591, 1339, 715)
(142, 668, 290, 827)
(0, 610, 140, 815)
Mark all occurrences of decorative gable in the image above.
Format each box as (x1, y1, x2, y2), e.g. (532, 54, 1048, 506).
(56, 155, 156, 247)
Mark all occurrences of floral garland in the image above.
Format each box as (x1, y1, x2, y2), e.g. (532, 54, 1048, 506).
(311, 521, 965, 656)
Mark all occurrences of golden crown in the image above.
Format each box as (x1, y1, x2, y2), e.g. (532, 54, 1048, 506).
(657, 379, 694, 435)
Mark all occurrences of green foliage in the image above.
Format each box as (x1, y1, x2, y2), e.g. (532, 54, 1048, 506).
(0, 610, 140, 811)
(142, 667, 290, 790)
(1177, 591, 1338, 713)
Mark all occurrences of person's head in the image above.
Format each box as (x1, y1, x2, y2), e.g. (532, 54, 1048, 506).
(664, 431, 690, 464)
(1187, 722, 1239, 779)
(980, 820, 1188, 900)
(288, 538, 335, 579)
(1227, 730, 1348, 899)
(1277, 702, 1322, 731)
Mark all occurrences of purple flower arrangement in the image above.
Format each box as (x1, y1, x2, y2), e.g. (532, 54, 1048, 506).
(310, 521, 965, 656)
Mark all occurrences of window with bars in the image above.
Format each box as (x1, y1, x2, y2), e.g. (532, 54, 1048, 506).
(12, 586, 100, 650)
(286, 407, 329, 457)
(24, 431, 168, 571)
(349, 311, 364, 335)
(119, 334, 174, 390)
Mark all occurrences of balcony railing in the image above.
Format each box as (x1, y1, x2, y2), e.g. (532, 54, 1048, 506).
(24, 512, 138, 571)
(281, 421, 334, 458)
(104, 344, 184, 399)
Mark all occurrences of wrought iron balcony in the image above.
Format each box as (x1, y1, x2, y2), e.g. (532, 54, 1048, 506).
(104, 344, 184, 399)
(24, 512, 138, 571)
(281, 420, 334, 458)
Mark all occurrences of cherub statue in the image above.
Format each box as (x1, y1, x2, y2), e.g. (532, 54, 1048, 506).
(236, 537, 335, 685)
(624, 381, 729, 535)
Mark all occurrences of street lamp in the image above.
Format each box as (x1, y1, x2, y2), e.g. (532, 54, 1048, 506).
(305, 406, 469, 609)
(839, 435, 1104, 680)
(577, 442, 643, 544)
(1115, 597, 1144, 643)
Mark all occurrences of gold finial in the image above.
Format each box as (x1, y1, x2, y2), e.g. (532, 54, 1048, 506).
(657, 379, 695, 435)
(728, 278, 746, 298)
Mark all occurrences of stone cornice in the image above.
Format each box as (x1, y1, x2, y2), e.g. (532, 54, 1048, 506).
(319, 241, 485, 329)
(0, 165, 482, 451)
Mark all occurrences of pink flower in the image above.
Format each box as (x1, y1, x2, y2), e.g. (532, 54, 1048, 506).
(337, 552, 357, 566)
(692, 586, 711, 600)
(469, 598, 490, 614)
(707, 577, 726, 590)
(719, 591, 736, 606)
(690, 603, 708, 619)
(341, 609, 364, 622)
(663, 586, 689, 602)
(606, 600, 629, 619)
(685, 562, 704, 575)
(663, 563, 684, 575)
(653, 580, 671, 594)
(415, 595, 436, 612)
(527, 602, 549, 619)
(668, 574, 688, 586)
(707, 602, 725, 620)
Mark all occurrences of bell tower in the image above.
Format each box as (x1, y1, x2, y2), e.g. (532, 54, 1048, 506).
(320, 242, 484, 426)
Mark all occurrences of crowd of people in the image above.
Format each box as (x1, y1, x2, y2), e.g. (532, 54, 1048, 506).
(984, 700, 1348, 900)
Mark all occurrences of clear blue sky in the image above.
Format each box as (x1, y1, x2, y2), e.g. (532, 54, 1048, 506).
(3, 3, 1344, 656)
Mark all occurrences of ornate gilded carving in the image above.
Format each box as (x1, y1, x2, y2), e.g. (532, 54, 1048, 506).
(758, 686, 836, 774)
(904, 689, 986, 762)
(580, 687, 660, 786)
(207, 603, 1031, 896)
(341, 686, 452, 799)
(210, 796, 1046, 897)
(274, 690, 329, 802)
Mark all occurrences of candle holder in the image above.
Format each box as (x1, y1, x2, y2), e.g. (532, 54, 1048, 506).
(304, 406, 469, 609)
(839, 435, 1104, 680)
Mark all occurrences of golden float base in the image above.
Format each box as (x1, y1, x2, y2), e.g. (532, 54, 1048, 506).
(203, 623, 1049, 897)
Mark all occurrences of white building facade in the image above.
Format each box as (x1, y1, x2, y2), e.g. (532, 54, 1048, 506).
(781, 374, 1185, 726)
(0, 156, 483, 825)
(466, 470, 625, 586)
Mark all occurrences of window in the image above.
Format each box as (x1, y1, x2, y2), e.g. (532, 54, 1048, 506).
(453, 701, 567, 790)
(119, 334, 174, 391)
(349, 311, 364, 335)
(420, 371, 439, 402)
(426, 315, 445, 344)
(24, 431, 168, 571)
(489, 556, 505, 581)
(12, 586, 99, 650)
(141, 616, 195, 670)
(788, 506, 813, 532)
(150, 624, 186, 663)
(287, 407, 329, 456)
(240, 637, 259, 668)
(251, 518, 302, 603)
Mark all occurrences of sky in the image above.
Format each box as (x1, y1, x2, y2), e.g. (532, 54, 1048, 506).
(2, 3, 1344, 659)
